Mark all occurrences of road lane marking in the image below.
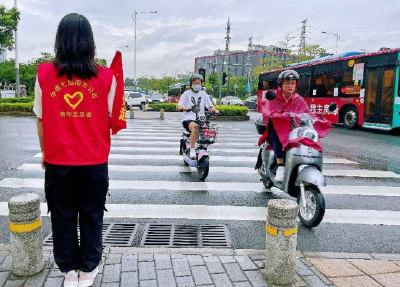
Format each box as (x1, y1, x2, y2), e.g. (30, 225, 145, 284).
(0, 202, 398, 225)
(32, 153, 358, 164)
(3, 177, 400, 196)
(111, 146, 259, 153)
(19, 164, 397, 178)
(111, 140, 259, 147)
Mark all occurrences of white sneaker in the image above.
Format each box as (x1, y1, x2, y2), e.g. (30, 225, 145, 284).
(64, 270, 79, 287)
(78, 267, 99, 287)
(189, 148, 196, 159)
(275, 166, 285, 182)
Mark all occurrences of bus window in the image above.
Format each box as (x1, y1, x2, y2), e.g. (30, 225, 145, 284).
(381, 69, 394, 117)
(262, 80, 278, 90)
(313, 73, 339, 97)
(298, 76, 310, 98)
(340, 69, 361, 97)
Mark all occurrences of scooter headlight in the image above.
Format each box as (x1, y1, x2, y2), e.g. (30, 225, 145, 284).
(198, 113, 206, 122)
(299, 129, 319, 142)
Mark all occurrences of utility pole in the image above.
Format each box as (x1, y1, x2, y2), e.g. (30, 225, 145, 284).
(224, 18, 231, 97)
(247, 37, 253, 97)
(299, 19, 308, 55)
(14, 0, 20, 97)
(322, 31, 340, 54)
(132, 10, 157, 90)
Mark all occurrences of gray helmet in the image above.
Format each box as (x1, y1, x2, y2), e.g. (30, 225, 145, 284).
(190, 73, 203, 85)
(277, 70, 299, 84)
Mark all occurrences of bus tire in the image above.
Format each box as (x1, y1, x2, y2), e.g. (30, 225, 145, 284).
(342, 106, 359, 130)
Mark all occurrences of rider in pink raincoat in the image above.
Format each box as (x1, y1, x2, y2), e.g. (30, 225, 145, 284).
(258, 70, 331, 182)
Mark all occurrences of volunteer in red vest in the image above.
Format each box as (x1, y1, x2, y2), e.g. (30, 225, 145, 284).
(33, 13, 118, 287)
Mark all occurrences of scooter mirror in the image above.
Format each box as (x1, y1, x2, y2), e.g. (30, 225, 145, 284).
(265, 91, 276, 101)
(328, 103, 338, 112)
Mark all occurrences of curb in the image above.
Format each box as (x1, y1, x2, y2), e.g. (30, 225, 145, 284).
(26, 244, 400, 261)
(0, 112, 36, 117)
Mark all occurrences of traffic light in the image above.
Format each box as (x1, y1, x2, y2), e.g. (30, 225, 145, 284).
(199, 68, 206, 83)
(222, 72, 228, 85)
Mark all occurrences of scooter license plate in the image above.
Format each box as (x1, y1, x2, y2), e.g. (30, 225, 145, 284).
(203, 130, 216, 137)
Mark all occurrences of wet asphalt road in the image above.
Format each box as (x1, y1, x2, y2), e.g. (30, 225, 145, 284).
(0, 112, 399, 254)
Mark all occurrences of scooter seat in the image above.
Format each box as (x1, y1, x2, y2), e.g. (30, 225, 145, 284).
(183, 131, 191, 137)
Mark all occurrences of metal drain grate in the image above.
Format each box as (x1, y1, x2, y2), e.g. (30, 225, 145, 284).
(43, 223, 138, 247)
(141, 224, 231, 248)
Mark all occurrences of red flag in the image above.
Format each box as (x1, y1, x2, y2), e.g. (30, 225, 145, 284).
(110, 51, 127, 135)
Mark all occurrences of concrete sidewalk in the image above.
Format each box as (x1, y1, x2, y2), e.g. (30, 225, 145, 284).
(0, 245, 399, 286)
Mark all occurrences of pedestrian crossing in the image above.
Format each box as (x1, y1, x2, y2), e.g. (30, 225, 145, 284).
(1, 118, 400, 234)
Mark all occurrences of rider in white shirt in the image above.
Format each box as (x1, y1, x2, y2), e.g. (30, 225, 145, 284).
(177, 74, 219, 158)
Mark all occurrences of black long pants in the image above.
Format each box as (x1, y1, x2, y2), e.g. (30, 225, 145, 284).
(268, 123, 284, 159)
(44, 163, 108, 273)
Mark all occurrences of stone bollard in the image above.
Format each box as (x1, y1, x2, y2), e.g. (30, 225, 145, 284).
(264, 199, 299, 286)
(130, 108, 134, 119)
(8, 193, 44, 276)
(160, 108, 165, 120)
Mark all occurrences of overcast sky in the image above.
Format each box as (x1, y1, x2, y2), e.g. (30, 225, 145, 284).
(2, 0, 400, 78)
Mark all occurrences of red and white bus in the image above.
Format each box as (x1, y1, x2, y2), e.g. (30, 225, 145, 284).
(257, 48, 400, 130)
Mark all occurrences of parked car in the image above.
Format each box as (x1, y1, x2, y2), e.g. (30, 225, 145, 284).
(148, 94, 165, 104)
(125, 92, 147, 110)
(245, 96, 257, 109)
(220, 96, 243, 106)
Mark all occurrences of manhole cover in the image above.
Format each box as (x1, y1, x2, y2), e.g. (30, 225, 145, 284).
(141, 224, 231, 248)
(43, 223, 138, 247)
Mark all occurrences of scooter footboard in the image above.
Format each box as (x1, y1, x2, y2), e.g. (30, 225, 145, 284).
(295, 166, 326, 187)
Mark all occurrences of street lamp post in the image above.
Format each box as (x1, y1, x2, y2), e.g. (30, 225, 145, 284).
(14, 0, 20, 97)
(132, 10, 157, 90)
(322, 31, 340, 54)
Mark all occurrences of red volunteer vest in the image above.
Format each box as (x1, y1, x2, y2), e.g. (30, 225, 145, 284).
(38, 63, 114, 165)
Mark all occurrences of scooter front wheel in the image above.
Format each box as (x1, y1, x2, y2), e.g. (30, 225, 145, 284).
(198, 157, 209, 181)
(297, 185, 325, 228)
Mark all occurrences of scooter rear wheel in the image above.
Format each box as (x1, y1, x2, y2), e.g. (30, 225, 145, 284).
(198, 157, 209, 181)
(297, 185, 325, 228)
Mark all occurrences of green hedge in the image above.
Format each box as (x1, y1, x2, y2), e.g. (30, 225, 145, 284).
(0, 97, 34, 104)
(148, 103, 178, 112)
(215, 105, 248, 116)
(0, 103, 34, 113)
(148, 103, 248, 116)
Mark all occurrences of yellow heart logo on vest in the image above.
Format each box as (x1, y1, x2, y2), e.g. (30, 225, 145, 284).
(64, 92, 84, 110)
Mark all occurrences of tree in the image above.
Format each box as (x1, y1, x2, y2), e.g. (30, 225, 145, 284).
(287, 44, 327, 64)
(0, 5, 20, 53)
(124, 78, 134, 87)
(205, 72, 219, 96)
(28, 52, 54, 65)
(277, 33, 296, 53)
(95, 58, 107, 66)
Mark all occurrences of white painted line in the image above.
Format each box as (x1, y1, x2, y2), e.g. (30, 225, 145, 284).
(123, 127, 243, 131)
(111, 140, 259, 147)
(0, 178, 262, 191)
(111, 146, 259, 154)
(116, 131, 258, 138)
(5, 176, 400, 197)
(324, 209, 400, 226)
(19, 164, 397, 180)
(322, 185, 400, 197)
(323, 170, 400, 178)
(19, 164, 258, 175)
(33, 153, 356, 164)
(114, 136, 257, 142)
(0, 201, 398, 225)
